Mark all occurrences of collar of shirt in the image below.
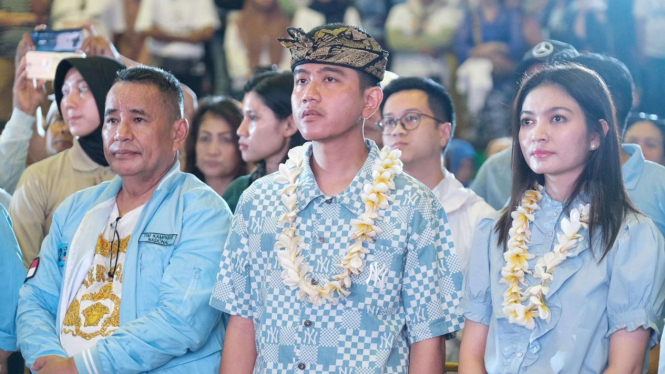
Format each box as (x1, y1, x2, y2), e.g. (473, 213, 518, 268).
(621, 143, 645, 191)
(296, 139, 379, 216)
(432, 168, 483, 213)
(68, 140, 105, 173)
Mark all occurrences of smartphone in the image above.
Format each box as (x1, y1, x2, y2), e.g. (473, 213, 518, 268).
(31, 29, 84, 53)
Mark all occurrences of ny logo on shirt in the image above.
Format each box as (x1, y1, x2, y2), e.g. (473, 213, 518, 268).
(304, 329, 318, 345)
(266, 327, 279, 344)
(250, 218, 264, 233)
(316, 257, 330, 273)
(366, 263, 388, 290)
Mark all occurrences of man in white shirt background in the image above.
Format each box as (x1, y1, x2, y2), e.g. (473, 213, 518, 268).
(379, 76, 495, 363)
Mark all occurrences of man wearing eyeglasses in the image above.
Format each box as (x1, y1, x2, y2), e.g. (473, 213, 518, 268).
(380, 77, 494, 272)
(379, 76, 494, 364)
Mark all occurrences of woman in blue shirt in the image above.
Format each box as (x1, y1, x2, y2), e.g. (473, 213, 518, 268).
(459, 64, 665, 373)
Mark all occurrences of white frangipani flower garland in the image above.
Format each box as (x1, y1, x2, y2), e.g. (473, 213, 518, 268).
(274, 144, 403, 305)
(501, 184, 591, 329)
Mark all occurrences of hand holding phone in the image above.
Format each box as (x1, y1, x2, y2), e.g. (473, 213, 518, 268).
(14, 57, 46, 116)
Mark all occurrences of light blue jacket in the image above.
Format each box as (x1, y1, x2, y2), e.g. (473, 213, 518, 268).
(17, 162, 232, 374)
(0, 205, 25, 352)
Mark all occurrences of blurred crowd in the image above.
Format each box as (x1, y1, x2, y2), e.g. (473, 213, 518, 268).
(1, 0, 664, 188)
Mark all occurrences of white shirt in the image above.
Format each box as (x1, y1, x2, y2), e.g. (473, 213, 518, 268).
(135, 0, 221, 59)
(60, 202, 144, 356)
(431, 169, 495, 274)
(634, 0, 665, 57)
(50, 0, 126, 39)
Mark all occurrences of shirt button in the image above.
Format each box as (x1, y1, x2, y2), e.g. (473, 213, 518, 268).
(318, 237, 325, 243)
(311, 279, 318, 285)
(298, 363, 306, 370)
(517, 352, 523, 358)
(304, 320, 312, 327)
(325, 198, 333, 204)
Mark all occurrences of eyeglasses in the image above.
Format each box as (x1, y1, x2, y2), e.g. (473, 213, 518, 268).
(376, 111, 446, 134)
(108, 217, 121, 279)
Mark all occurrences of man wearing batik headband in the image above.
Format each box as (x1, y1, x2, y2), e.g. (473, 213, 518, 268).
(210, 23, 464, 373)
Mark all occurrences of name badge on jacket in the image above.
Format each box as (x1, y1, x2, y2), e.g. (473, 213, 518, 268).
(139, 232, 178, 246)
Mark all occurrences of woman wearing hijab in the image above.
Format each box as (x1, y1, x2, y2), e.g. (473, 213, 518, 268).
(10, 56, 125, 267)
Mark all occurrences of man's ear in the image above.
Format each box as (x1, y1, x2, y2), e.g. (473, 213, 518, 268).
(362, 86, 383, 120)
(282, 115, 299, 137)
(172, 118, 189, 151)
(439, 122, 452, 149)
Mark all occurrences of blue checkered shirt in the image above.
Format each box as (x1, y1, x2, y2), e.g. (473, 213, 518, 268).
(210, 140, 464, 373)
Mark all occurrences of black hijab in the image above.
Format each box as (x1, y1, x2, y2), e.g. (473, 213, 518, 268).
(54, 56, 126, 167)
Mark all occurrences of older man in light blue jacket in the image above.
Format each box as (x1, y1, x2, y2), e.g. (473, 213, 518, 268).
(17, 66, 232, 374)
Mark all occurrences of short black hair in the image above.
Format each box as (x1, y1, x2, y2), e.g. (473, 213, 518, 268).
(358, 70, 380, 91)
(113, 65, 184, 122)
(381, 77, 456, 152)
(571, 53, 634, 130)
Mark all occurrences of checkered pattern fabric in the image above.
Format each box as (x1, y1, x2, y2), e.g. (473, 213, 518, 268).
(210, 140, 464, 373)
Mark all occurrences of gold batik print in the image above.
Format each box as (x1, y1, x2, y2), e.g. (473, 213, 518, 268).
(61, 234, 129, 340)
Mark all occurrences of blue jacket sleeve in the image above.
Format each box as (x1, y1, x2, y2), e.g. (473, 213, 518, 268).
(0, 205, 25, 352)
(16, 200, 70, 365)
(74, 194, 232, 374)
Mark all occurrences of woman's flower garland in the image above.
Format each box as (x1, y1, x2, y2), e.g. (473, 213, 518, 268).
(274, 144, 403, 305)
(501, 184, 590, 329)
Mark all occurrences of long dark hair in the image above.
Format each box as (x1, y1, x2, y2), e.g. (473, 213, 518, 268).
(244, 71, 306, 179)
(185, 96, 247, 182)
(496, 64, 637, 260)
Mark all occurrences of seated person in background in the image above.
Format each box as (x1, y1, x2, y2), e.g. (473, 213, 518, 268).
(134, 0, 220, 95)
(224, 0, 291, 93)
(44, 100, 74, 157)
(0, 205, 26, 374)
(379, 76, 495, 363)
(222, 71, 305, 212)
(50, 0, 126, 40)
(454, 0, 526, 79)
(385, 0, 464, 85)
(292, 0, 362, 36)
(185, 96, 247, 196)
(624, 112, 665, 166)
(16, 66, 232, 374)
(10, 57, 123, 267)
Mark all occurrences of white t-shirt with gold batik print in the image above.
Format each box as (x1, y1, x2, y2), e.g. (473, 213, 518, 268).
(60, 202, 145, 356)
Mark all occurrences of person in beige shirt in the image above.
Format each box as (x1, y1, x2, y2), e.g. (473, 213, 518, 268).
(10, 56, 125, 267)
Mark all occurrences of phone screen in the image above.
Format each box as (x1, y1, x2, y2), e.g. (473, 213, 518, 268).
(31, 29, 84, 53)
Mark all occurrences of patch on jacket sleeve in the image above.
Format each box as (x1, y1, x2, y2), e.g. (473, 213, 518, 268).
(25, 257, 40, 282)
(139, 233, 178, 246)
